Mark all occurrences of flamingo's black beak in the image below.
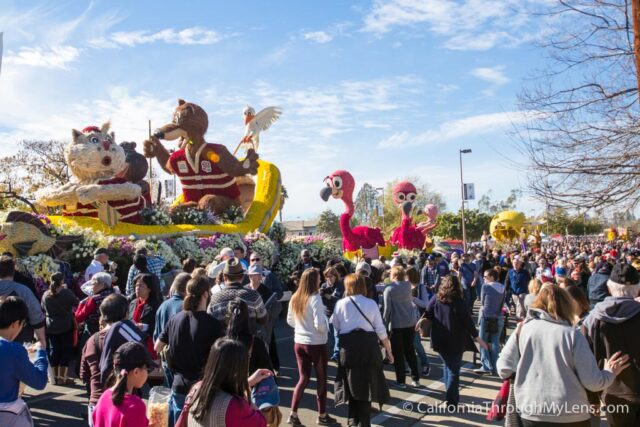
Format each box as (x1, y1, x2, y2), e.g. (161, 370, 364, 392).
(320, 186, 332, 202)
(402, 201, 413, 216)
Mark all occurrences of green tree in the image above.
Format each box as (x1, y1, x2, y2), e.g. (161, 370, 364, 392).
(354, 183, 379, 225)
(0, 140, 69, 199)
(432, 209, 492, 241)
(316, 209, 342, 238)
(371, 176, 446, 235)
(433, 212, 461, 239)
(478, 189, 522, 215)
(545, 207, 603, 235)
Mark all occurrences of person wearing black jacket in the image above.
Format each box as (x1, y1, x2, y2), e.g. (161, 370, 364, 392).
(588, 260, 612, 308)
(582, 263, 640, 427)
(295, 249, 324, 277)
(41, 272, 78, 385)
(425, 275, 487, 408)
(128, 274, 162, 358)
(155, 276, 224, 426)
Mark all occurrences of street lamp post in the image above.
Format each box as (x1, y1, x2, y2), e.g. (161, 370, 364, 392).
(459, 149, 472, 253)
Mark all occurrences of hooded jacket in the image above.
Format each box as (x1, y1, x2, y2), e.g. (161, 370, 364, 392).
(587, 262, 611, 307)
(582, 297, 640, 405)
(497, 308, 614, 423)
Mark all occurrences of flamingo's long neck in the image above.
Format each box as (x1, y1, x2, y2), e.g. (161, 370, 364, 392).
(340, 191, 356, 241)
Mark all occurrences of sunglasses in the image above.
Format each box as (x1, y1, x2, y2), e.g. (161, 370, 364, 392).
(250, 258, 261, 262)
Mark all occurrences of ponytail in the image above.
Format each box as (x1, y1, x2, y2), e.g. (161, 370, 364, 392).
(48, 272, 64, 297)
(225, 299, 252, 351)
(183, 276, 211, 312)
(107, 369, 129, 406)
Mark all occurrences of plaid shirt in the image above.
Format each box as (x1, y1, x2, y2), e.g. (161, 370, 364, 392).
(420, 266, 440, 290)
(126, 256, 166, 295)
(207, 283, 267, 334)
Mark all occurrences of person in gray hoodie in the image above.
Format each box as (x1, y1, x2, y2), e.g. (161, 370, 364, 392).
(497, 284, 629, 427)
(582, 263, 640, 427)
(383, 266, 420, 388)
(475, 268, 505, 375)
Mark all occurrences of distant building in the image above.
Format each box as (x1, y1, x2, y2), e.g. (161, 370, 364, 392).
(283, 219, 318, 236)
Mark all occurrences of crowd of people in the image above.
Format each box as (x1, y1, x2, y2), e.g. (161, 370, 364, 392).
(0, 236, 638, 427)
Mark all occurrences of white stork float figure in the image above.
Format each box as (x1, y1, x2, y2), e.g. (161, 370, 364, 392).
(233, 105, 282, 156)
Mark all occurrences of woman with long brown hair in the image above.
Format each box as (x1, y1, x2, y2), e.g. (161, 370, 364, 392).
(425, 275, 487, 408)
(497, 284, 629, 426)
(41, 271, 78, 385)
(286, 268, 334, 426)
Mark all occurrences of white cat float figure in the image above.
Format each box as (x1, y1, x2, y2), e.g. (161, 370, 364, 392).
(36, 123, 147, 226)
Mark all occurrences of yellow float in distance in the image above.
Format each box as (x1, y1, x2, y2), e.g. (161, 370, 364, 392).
(48, 160, 282, 237)
(342, 244, 396, 262)
(490, 210, 525, 242)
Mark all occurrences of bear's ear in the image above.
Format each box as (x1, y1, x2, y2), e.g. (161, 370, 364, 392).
(72, 129, 82, 143)
(178, 99, 186, 106)
(100, 121, 111, 133)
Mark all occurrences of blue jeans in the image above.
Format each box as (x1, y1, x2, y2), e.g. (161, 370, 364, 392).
(439, 352, 463, 407)
(328, 324, 339, 359)
(163, 362, 174, 389)
(479, 316, 504, 373)
(413, 332, 429, 370)
(461, 284, 472, 313)
(169, 392, 186, 427)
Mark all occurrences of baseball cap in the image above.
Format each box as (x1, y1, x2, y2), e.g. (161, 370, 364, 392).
(356, 261, 372, 277)
(609, 263, 640, 286)
(248, 264, 264, 275)
(251, 376, 280, 410)
(113, 341, 158, 371)
(220, 247, 235, 258)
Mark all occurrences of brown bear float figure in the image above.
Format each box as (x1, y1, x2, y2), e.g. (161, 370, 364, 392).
(143, 100, 259, 215)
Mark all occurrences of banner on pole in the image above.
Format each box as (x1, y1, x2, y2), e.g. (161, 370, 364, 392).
(463, 183, 475, 200)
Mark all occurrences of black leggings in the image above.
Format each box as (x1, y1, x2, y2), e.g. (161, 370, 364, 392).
(46, 329, 75, 367)
(390, 327, 419, 383)
(348, 398, 371, 427)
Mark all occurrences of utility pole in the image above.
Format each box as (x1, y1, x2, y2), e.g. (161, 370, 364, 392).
(459, 149, 472, 252)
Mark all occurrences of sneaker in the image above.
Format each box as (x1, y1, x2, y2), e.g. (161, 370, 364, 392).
(287, 414, 305, 427)
(411, 380, 423, 388)
(474, 369, 491, 375)
(317, 414, 337, 425)
(395, 382, 407, 389)
(422, 366, 430, 376)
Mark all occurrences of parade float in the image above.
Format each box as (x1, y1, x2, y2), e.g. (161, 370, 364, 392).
(489, 210, 543, 250)
(388, 180, 439, 252)
(0, 100, 342, 291)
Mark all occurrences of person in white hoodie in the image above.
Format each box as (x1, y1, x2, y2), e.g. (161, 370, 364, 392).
(497, 284, 630, 427)
(286, 268, 336, 427)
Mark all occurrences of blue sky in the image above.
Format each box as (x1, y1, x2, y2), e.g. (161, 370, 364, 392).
(0, 0, 554, 220)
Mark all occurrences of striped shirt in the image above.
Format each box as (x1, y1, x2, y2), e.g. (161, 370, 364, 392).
(168, 144, 240, 203)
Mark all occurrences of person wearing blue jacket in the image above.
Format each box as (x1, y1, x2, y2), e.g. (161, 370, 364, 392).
(505, 257, 531, 321)
(0, 296, 48, 427)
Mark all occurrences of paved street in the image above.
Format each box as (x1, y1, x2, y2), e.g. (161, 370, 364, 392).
(25, 315, 606, 427)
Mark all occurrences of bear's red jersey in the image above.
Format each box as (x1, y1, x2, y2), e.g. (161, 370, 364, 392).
(168, 143, 240, 203)
(63, 178, 147, 223)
